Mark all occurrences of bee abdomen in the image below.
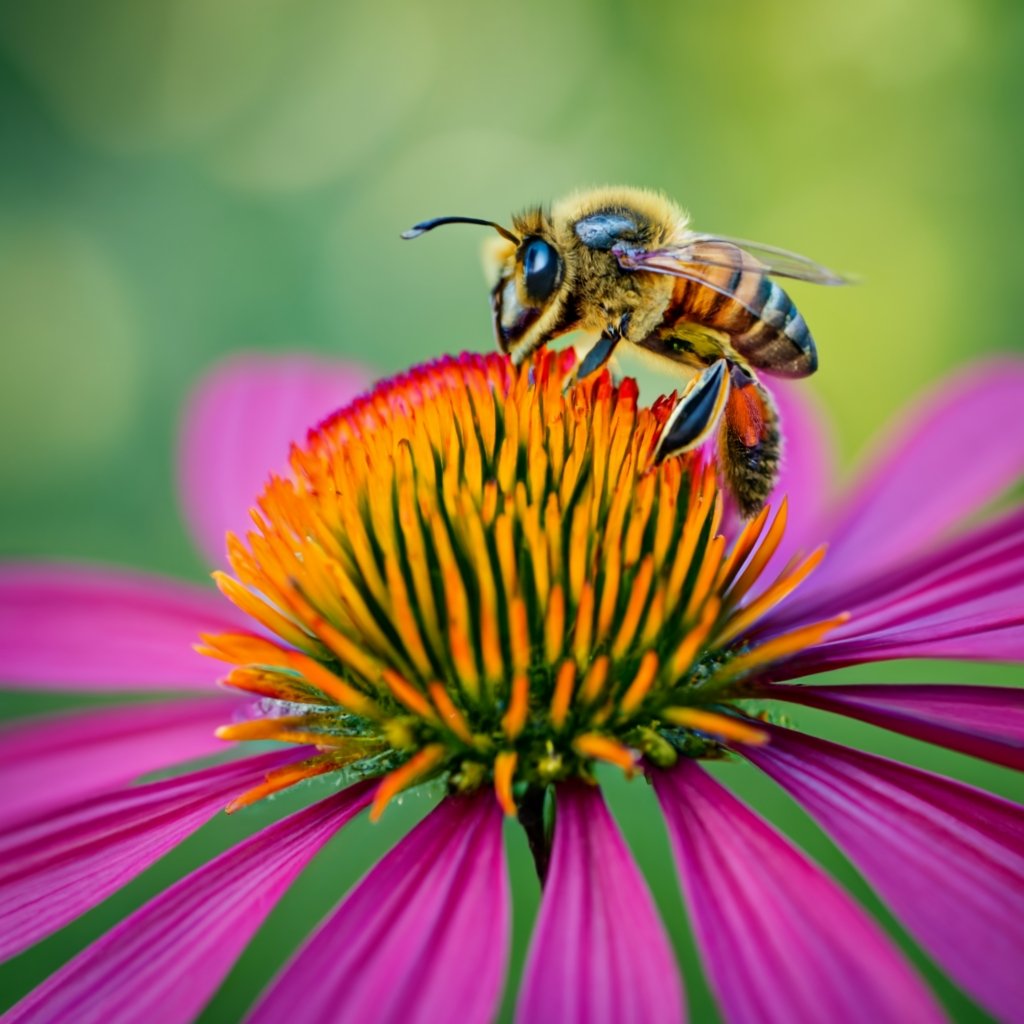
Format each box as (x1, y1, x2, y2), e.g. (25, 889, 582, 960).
(732, 278, 817, 376)
(664, 274, 817, 377)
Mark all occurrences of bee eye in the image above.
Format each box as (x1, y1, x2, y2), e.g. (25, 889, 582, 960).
(521, 238, 562, 301)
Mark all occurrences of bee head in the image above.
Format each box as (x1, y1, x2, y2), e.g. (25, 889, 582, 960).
(486, 232, 573, 364)
(402, 207, 576, 365)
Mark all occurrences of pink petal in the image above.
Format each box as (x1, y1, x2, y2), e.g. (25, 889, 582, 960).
(653, 760, 941, 1024)
(5, 783, 374, 1024)
(0, 564, 243, 690)
(777, 618, 1024, 678)
(762, 380, 836, 570)
(0, 748, 305, 960)
(762, 506, 1024, 637)
(249, 789, 509, 1024)
(762, 512, 1024, 675)
(178, 354, 372, 567)
(768, 684, 1024, 771)
(812, 358, 1024, 590)
(516, 781, 685, 1024)
(759, 507, 1024, 672)
(0, 697, 239, 830)
(746, 727, 1024, 1021)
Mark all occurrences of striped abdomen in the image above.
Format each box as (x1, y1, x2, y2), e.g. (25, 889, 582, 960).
(662, 261, 818, 378)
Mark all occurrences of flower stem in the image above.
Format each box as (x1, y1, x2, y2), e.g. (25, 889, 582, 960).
(519, 784, 553, 885)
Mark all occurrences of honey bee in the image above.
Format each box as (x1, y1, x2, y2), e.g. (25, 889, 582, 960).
(402, 187, 846, 516)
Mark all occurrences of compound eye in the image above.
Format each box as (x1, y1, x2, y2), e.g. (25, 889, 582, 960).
(521, 238, 562, 301)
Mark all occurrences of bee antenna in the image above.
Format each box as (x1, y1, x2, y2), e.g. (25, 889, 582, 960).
(401, 216, 520, 245)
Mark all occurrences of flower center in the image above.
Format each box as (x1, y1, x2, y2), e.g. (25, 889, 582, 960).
(200, 351, 843, 819)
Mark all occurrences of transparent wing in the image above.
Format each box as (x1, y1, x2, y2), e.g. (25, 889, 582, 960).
(612, 247, 765, 320)
(675, 233, 849, 286)
(613, 242, 820, 378)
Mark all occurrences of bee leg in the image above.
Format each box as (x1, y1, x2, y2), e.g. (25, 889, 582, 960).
(562, 332, 621, 394)
(566, 313, 631, 389)
(576, 331, 621, 380)
(717, 368, 781, 518)
(654, 359, 731, 460)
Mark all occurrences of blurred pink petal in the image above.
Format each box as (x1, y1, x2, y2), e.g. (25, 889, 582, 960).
(249, 790, 508, 1024)
(747, 728, 1024, 1021)
(4, 784, 373, 1024)
(0, 565, 245, 690)
(178, 354, 372, 567)
(811, 358, 1024, 591)
(0, 748, 305, 960)
(517, 781, 684, 1024)
(760, 381, 836, 574)
(0, 697, 239, 829)
(768, 684, 1024, 770)
(654, 760, 940, 1024)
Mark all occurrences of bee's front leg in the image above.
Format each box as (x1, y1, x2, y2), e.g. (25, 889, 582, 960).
(653, 359, 731, 460)
(566, 313, 631, 389)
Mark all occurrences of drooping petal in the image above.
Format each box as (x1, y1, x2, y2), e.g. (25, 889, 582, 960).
(516, 781, 685, 1024)
(767, 684, 1024, 770)
(4, 783, 374, 1024)
(0, 748, 306, 961)
(812, 358, 1024, 590)
(0, 565, 244, 690)
(0, 697, 240, 829)
(653, 760, 941, 1024)
(746, 727, 1024, 1022)
(178, 354, 372, 566)
(248, 789, 508, 1024)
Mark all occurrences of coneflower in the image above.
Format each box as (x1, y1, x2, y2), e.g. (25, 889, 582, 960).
(1, 351, 1021, 1023)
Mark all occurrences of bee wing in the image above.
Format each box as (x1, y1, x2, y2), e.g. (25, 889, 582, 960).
(613, 241, 821, 378)
(675, 233, 849, 286)
(612, 244, 767, 318)
(614, 237, 848, 289)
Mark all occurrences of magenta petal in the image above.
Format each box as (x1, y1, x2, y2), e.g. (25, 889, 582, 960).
(746, 727, 1024, 1021)
(0, 748, 306, 960)
(768, 684, 1024, 771)
(777, 619, 1024, 678)
(0, 697, 240, 829)
(762, 505, 1024, 637)
(760, 381, 836, 571)
(248, 790, 509, 1024)
(0, 565, 244, 690)
(179, 354, 372, 566)
(813, 358, 1024, 589)
(770, 531, 1024, 675)
(4, 783, 373, 1024)
(516, 781, 685, 1024)
(653, 760, 941, 1024)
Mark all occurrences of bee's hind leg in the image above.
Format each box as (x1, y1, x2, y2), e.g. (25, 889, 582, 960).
(654, 359, 731, 461)
(717, 369, 781, 518)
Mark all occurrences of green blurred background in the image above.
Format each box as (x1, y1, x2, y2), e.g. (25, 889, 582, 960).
(0, 0, 1021, 1020)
